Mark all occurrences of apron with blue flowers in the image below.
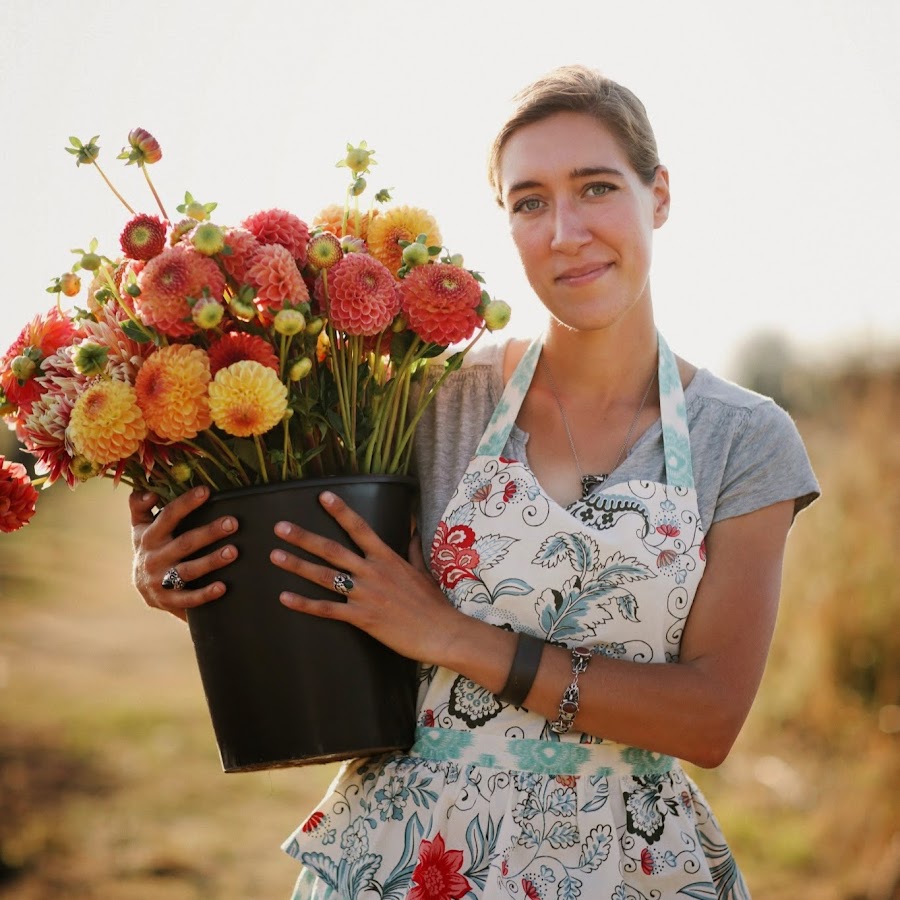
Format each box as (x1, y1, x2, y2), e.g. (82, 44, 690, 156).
(284, 334, 750, 899)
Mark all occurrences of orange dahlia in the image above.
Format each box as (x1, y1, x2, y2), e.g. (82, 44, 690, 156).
(135, 344, 212, 441)
(326, 253, 399, 336)
(247, 243, 310, 320)
(67, 379, 148, 466)
(0, 308, 78, 412)
(207, 332, 279, 376)
(136, 245, 225, 338)
(312, 204, 377, 241)
(0, 455, 39, 533)
(221, 228, 262, 283)
(366, 206, 441, 278)
(241, 208, 310, 261)
(399, 263, 483, 345)
(208, 360, 287, 437)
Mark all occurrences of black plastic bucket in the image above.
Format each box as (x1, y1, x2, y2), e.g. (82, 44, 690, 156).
(181, 475, 419, 772)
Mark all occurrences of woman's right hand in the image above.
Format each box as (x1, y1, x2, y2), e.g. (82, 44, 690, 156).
(129, 486, 239, 621)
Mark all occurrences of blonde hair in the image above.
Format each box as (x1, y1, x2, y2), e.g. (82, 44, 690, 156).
(487, 65, 660, 205)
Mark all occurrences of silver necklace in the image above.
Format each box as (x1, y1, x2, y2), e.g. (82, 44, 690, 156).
(542, 353, 657, 499)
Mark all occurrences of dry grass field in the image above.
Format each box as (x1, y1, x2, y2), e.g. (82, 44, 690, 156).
(1, 359, 897, 899)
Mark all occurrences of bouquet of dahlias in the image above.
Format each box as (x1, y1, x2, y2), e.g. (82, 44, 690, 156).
(0, 131, 511, 532)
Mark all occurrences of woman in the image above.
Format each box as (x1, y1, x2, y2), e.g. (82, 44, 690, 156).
(131, 65, 819, 898)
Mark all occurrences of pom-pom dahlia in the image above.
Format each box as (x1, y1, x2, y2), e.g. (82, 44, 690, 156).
(312, 204, 377, 241)
(241, 208, 310, 261)
(136, 245, 225, 338)
(366, 206, 441, 278)
(208, 360, 287, 437)
(135, 344, 212, 441)
(326, 253, 399, 336)
(400, 263, 483, 345)
(0, 455, 39, 533)
(221, 228, 262, 283)
(207, 331, 280, 376)
(67, 379, 148, 466)
(247, 243, 309, 320)
(120, 214, 167, 261)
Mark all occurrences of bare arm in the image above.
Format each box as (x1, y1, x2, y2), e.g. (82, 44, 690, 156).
(274, 492, 794, 768)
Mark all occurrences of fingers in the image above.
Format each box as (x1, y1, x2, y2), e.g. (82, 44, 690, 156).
(129, 490, 159, 526)
(317, 491, 387, 555)
(272, 516, 366, 575)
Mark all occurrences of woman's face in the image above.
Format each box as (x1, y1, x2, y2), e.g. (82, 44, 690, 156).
(498, 111, 670, 333)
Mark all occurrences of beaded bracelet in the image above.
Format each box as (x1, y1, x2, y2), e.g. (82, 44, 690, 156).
(549, 646, 593, 734)
(496, 632, 545, 707)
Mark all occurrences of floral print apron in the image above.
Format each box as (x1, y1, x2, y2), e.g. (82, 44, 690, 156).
(284, 334, 750, 899)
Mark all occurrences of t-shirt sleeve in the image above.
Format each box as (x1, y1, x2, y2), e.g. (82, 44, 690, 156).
(711, 399, 820, 525)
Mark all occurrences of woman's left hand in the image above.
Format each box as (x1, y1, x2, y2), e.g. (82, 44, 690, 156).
(270, 490, 461, 666)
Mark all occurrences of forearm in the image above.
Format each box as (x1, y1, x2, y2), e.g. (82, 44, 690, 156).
(441, 616, 752, 768)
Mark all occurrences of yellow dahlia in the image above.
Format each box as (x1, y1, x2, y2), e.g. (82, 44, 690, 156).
(67, 379, 148, 466)
(209, 360, 287, 437)
(135, 344, 212, 441)
(366, 206, 441, 278)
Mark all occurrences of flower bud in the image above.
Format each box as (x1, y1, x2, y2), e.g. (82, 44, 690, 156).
(274, 309, 306, 336)
(120, 127, 162, 166)
(60, 272, 82, 297)
(307, 233, 343, 270)
(289, 358, 313, 381)
(391, 313, 408, 333)
(191, 222, 225, 256)
(482, 299, 511, 332)
(192, 296, 225, 329)
(11, 356, 36, 381)
(401, 242, 431, 269)
(337, 143, 376, 176)
(449, 254, 464, 268)
(71, 455, 102, 482)
(229, 291, 257, 322)
(80, 252, 102, 271)
(350, 176, 367, 197)
(171, 462, 193, 483)
(305, 316, 325, 337)
(73, 342, 109, 376)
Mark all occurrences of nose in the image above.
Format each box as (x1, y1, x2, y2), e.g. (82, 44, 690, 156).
(550, 201, 591, 254)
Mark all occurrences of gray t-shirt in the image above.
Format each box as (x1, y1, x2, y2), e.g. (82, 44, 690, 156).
(412, 340, 819, 551)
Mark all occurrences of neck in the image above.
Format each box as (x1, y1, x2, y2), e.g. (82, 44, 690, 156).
(540, 309, 658, 405)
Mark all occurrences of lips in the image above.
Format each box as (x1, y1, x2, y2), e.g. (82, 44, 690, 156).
(555, 262, 613, 284)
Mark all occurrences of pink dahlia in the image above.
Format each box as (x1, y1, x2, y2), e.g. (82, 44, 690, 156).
(241, 208, 310, 261)
(0, 455, 39, 533)
(120, 213, 167, 261)
(326, 253, 399, 336)
(0, 308, 79, 412)
(207, 332, 280, 376)
(136, 245, 225, 338)
(135, 344, 212, 441)
(220, 228, 262, 283)
(399, 263, 482, 345)
(246, 243, 309, 321)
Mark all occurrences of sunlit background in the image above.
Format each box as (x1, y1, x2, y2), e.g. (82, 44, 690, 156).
(2, 0, 898, 377)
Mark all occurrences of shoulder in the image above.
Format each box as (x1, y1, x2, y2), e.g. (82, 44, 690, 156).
(685, 369, 820, 524)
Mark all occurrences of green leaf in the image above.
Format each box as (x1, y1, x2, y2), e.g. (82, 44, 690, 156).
(121, 320, 153, 344)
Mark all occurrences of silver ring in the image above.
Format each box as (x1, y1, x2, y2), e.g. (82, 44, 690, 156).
(332, 572, 354, 596)
(161, 567, 186, 591)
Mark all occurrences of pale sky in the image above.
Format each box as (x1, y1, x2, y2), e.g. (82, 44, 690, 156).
(2, 0, 898, 378)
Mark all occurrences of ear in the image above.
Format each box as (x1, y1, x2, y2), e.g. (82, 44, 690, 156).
(651, 165, 670, 228)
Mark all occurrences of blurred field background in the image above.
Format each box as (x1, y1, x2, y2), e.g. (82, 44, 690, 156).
(1, 337, 898, 899)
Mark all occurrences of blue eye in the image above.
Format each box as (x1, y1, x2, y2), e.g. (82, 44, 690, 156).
(511, 197, 543, 214)
(585, 183, 615, 197)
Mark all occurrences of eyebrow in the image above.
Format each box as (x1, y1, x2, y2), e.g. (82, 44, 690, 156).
(505, 166, 625, 198)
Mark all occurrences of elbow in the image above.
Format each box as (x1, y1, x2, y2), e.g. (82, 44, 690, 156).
(679, 707, 745, 769)
(685, 736, 735, 770)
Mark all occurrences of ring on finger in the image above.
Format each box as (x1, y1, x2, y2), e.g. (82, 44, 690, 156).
(332, 571, 354, 596)
(161, 567, 186, 591)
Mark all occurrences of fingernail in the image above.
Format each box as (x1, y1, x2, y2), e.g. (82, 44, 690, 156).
(142, 492, 154, 502)
(194, 486, 208, 499)
(222, 546, 236, 560)
(271, 550, 286, 563)
(274, 521, 291, 537)
(320, 491, 335, 505)
(222, 517, 236, 533)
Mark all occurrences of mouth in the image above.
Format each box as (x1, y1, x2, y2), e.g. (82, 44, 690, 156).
(554, 262, 613, 285)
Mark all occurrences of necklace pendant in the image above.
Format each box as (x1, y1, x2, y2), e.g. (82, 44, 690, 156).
(581, 473, 608, 497)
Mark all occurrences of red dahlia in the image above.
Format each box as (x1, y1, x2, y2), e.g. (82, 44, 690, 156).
(399, 263, 482, 346)
(119, 214, 167, 260)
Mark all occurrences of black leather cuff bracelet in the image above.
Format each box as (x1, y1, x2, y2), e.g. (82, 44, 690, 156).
(497, 632, 545, 707)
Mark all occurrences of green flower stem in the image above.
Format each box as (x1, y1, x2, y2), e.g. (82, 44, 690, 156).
(189, 432, 250, 485)
(253, 435, 269, 483)
(90, 160, 136, 215)
(142, 166, 169, 221)
(392, 326, 488, 473)
(99, 266, 156, 343)
(363, 335, 416, 472)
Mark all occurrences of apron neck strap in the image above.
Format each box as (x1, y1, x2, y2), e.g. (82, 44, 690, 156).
(475, 333, 695, 489)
